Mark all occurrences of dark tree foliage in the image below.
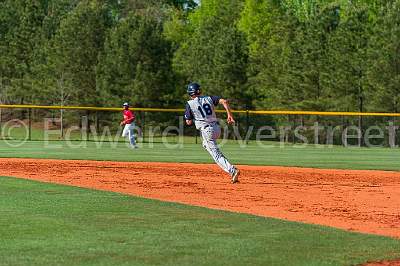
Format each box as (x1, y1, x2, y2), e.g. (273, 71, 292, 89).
(97, 13, 176, 107)
(0, 0, 398, 115)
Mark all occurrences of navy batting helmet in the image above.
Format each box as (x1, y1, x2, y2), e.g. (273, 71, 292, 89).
(187, 83, 201, 96)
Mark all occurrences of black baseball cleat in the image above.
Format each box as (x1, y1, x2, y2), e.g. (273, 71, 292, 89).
(231, 168, 240, 184)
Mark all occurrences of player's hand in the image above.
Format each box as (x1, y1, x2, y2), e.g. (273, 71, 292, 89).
(227, 115, 235, 125)
(120, 121, 124, 126)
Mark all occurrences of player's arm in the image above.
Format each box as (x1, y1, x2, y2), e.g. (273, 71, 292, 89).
(120, 115, 128, 126)
(219, 98, 235, 125)
(184, 103, 194, 126)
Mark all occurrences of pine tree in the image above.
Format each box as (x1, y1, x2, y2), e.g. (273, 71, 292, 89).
(96, 13, 175, 107)
(47, 1, 111, 106)
(173, 0, 249, 107)
(368, 0, 400, 112)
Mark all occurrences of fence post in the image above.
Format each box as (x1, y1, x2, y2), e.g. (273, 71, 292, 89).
(292, 114, 296, 144)
(0, 107, 2, 138)
(246, 109, 250, 144)
(394, 117, 397, 147)
(60, 108, 64, 139)
(81, 115, 88, 141)
(95, 111, 99, 135)
(392, 117, 398, 148)
(341, 115, 345, 146)
(28, 108, 32, 141)
(142, 111, 145, 143)
(86, 111, 90, 141)
(358, 115, 363, 147)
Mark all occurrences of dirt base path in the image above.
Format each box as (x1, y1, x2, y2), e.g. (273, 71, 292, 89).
(0, 158, 399, 238)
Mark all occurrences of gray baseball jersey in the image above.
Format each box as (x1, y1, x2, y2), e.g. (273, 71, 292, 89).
(184, 95, 220, 130)
(184, 95, 235, 176)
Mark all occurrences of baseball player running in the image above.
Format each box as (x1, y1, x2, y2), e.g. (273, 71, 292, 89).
(121, 102, 138, 149)
(184, 82, 240, 183)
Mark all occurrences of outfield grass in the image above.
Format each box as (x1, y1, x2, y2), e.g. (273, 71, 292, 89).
(1, 140, 400, 171)
(1, 176, 399, 266)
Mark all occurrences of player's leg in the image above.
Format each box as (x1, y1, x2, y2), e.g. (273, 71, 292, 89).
(128, 123, 137, 148)
(122, 124, 129, 137)
(208, 124, 240, 183)
(201, 125, 235, 176)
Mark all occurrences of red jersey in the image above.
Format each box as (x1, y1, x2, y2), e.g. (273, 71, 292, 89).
(122, 109, 135, 124)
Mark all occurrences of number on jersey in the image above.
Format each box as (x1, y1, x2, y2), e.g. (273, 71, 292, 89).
(197, 103, 212, 118)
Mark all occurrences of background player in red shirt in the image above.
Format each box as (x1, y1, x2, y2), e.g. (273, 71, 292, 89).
(120, 102, 138, 149)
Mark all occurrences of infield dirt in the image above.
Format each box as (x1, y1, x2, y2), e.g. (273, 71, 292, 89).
(0, 158, 399, 238)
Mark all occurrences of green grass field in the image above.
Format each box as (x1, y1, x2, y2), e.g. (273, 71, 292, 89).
(1, 139, 400, 170)
(1, 176, 400, 266)
(1, 140, 400, 265)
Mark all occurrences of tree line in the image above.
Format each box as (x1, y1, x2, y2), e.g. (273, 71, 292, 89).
(1, 0, 400, 114)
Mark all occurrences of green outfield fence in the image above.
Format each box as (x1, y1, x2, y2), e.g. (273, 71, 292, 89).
(0, 104, 400, 147)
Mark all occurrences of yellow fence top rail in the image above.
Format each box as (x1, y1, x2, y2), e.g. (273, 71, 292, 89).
(0, 104, 183, 112)
(248, 110, 400, 117)
(1, 104, 400, 117)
